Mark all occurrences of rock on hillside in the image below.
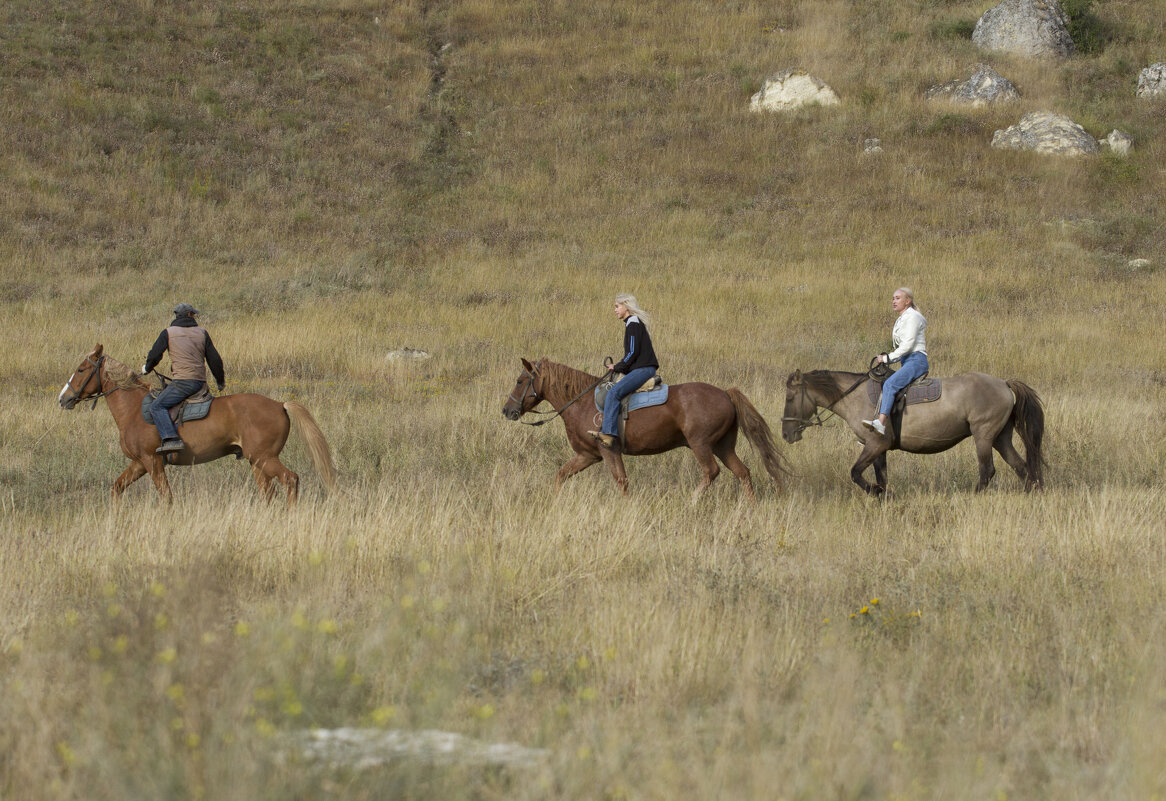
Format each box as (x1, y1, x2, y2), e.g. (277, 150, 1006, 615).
(926, 64, 1019, 106)
(973, 0, 1075, 59)
(991, 111, 1098, 155)
(1137, 63, 1166, 98)
(749, 69, 840, 113)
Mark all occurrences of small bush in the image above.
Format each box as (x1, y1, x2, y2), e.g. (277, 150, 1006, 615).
(929, 18, 975, 41)
(1061, 0, 1110, 55)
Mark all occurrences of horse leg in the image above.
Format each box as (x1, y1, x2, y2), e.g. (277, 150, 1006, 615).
(872, 452, 889, 495)
(713, 440, 755, 502)
(973, 433, 997, 492)
(991, 422, 1030, 486)
(601, 452, 630, 495)
(555, 451, 601, 490)
(851, 442, 889, 496)
(111, 461, 148, 500)
(146, 456, 173, 504)
(689, 442, 721, 501)
(252, 457, 300, 507)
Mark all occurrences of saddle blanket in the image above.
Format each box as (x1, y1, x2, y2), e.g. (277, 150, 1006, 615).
(867, 378, 942, 407)
(625, 385, 669, 412)
(141, 389, 214, 425)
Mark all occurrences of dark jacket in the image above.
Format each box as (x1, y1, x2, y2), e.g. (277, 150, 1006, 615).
(614, 315, 658, 374)
(144, 316, 226, 388)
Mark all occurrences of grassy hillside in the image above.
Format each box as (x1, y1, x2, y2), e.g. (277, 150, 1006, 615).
(2, 1, 1164, 799)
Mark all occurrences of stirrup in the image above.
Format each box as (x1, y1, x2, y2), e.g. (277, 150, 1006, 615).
(156, 439, 186, 453)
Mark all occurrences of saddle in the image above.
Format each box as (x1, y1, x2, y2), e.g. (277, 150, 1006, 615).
(141, 385, 214, 426)
(594, 376, 669, 441)
(866, 365, 942, 446)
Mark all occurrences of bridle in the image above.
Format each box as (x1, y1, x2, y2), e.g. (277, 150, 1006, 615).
(782, 371, 870, 435)
(62, 354, 117, 410)
(509, 364, 606, 427)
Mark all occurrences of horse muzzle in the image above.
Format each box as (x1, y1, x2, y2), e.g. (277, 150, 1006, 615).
(781, 427, 802, 444)
(59, 386, 80, 410)
(502, 406, 522, 421)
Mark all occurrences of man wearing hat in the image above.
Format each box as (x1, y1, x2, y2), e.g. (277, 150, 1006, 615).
(142, 303, 226, 453)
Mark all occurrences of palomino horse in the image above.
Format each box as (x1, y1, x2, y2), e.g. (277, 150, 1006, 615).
(59, 344, 336, 506)
(502, 358, 787, 499)
(781, 368, 1045, 496)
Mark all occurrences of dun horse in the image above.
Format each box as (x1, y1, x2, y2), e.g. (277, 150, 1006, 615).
(502, 358, 787, 499)
(782, 368, 1044, 495)
(59, 344, 336, 506)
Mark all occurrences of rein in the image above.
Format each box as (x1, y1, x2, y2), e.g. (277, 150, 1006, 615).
(511, 366, 606, 427)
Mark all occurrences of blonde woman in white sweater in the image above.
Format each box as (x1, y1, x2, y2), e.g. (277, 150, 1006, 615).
(863, 287, 928, 436)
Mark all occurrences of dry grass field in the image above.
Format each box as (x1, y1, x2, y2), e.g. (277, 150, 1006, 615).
(2, 1, 1164, 798)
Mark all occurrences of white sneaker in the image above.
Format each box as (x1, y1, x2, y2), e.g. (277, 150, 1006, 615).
(862, 418, 886, 435)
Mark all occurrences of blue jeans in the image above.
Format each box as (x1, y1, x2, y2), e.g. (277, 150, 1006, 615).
(603, 367, 657, 436)
(879, 352, 929, 416)
(151, 379, 206, 440)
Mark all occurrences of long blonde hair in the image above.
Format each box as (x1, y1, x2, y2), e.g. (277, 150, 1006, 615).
(615, 293, 652, 329)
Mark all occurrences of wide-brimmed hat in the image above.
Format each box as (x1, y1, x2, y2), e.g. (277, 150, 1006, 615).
(173, 303, 200, 316)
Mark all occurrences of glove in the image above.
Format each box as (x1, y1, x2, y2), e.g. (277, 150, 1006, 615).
(876, 354, 888, 364)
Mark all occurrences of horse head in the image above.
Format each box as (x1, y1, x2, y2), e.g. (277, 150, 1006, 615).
(501, 358, 545, 421)
(59, 344, 106, 410)
(780, 370, 813, 443)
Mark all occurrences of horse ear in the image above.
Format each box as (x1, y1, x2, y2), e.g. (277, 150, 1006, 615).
(520, 358, 533, 371)
(788, 369, 800, 385)
(93, 343, 104, 357)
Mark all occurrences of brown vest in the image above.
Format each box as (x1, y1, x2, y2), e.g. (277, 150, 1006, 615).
(166, 325, 208, 381)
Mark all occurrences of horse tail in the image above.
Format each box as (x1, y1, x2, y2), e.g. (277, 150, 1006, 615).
(726, 388, 790, 491)
(1006, 380, 1045, 490)
(284, 402, 338, 493)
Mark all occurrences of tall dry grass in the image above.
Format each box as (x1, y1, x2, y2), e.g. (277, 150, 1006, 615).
(2, 0, 1165, 798)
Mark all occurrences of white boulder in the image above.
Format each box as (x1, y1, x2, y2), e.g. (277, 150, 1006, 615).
(749, 69, 840, 113)
(991, 111, 1098, 156)
(926, 64, 1019, 106)
(1100, 129, 1132, 156)
(972, 0, 1075, 59)
(1136, 63, 1166, 99)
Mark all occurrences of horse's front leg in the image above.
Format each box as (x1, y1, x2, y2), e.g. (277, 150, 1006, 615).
(146, 456, 174, 504)
(872, 452, 888, 495)
(601, 451, 630, 495)
(111, 461, 148, 500)
(851, 442, 889, 497)
(555, 451, 601, 490)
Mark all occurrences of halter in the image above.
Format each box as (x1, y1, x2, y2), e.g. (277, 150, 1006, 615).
(510, 364, 606, 427)
(782, 371, 870, 435)
(62, 354, 117, 410)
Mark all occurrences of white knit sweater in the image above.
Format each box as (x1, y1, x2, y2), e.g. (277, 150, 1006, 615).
(888, 306, 927, 362)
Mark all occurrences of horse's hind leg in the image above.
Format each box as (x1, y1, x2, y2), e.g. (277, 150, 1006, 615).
(112, 462, 148, 500)
(973, 433, 997, 492)
(991, 423, 1029, 486)
(252, 457, 300, 507)
(713, 440, 755, 502)
(689, 442, 721, 500)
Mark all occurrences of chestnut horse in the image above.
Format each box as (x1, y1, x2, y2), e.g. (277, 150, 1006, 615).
(781, 368, 1044, 496)
(59, 344, 337, 506)
(502, 358, 787, 499)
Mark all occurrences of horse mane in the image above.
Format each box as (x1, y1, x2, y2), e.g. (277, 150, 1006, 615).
(538, 359, 600, 397)
(104, 356, 149, 391)
(798, 369, 864, 406)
